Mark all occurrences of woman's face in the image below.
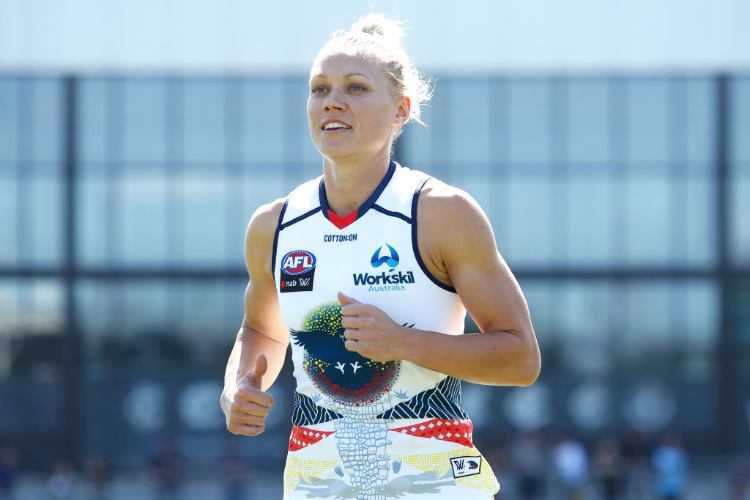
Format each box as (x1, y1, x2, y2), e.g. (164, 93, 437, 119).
(307, 51, 409, 162)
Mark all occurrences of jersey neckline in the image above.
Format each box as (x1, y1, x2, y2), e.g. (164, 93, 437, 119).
(318, 160, 397, 230)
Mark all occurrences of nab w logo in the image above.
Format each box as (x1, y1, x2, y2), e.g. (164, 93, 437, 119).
(450, 456, 481, 478)
(371, 244, 399, 270)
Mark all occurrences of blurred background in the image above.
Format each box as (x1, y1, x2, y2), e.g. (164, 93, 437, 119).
(1, 0, 749, 499)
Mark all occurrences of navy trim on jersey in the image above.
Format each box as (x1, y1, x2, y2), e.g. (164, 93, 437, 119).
(318, 160, 397, 227)
(372, 204, 412, 224)
(411, 177, 458, 293)
(271, 199, 289, 280)
(279, 206, 322, 230)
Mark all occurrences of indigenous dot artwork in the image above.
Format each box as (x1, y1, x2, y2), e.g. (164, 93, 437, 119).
(300, 301, 401, 406)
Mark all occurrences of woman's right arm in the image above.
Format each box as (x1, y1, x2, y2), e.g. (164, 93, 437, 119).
(220, 199, 290, 437)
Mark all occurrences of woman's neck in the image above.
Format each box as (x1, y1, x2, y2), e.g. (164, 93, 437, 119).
(322, 153, 391, 216)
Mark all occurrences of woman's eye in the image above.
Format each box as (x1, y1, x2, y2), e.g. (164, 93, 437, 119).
(349, 84, 366, 92)
(311, 86, 328, 95)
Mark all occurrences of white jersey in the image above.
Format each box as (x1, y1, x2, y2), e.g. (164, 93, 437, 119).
(273, 161, 500, 500)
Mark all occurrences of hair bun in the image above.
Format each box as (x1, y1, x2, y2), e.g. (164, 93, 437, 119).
(351, 13, 404, 42)
(359, 21, 386, 37)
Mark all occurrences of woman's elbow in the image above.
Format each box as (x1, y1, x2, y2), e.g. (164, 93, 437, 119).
(517, 352, 541, 386)
(517, 333, 541, 387)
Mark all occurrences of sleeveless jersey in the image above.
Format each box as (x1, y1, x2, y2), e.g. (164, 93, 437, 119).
(272, 161, 500, 500)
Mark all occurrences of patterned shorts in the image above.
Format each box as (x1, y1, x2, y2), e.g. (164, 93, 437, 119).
(282, 417, 500, 500)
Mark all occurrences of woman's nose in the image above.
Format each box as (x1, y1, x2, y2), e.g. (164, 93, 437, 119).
(324, 89, 345, 112)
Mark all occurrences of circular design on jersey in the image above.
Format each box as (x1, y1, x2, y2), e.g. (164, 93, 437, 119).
(293, 302, 400, 406)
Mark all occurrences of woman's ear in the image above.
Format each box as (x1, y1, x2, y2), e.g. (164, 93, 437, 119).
(395, 96, 411, 125)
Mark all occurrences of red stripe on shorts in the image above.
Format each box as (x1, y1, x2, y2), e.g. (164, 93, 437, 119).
(289, 425, 336, 451)
(390, 418, 474, 448)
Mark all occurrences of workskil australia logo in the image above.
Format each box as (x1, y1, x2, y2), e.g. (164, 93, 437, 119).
(371, 243, 400, 270)
(280, 250, 316, 293)
(353, 244, 414, 292)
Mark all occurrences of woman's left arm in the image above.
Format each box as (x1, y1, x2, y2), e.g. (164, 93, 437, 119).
(340, 183, 541, 386)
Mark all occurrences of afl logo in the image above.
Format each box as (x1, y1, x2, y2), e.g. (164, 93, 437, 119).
(281, 250, 317, 275)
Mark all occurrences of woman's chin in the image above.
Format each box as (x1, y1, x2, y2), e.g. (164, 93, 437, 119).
(319, 146, 362, 164)
(318, 143, 389, 164)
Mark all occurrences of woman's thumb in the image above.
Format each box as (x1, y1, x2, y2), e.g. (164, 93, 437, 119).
(337, 291, 361, 306)
(247, 353, 268, 388)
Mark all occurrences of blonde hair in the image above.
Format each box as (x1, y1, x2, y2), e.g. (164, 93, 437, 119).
(316, 13, 434, 140)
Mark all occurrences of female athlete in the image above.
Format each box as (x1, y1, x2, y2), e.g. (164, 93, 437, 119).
(221, 13, 541, 500)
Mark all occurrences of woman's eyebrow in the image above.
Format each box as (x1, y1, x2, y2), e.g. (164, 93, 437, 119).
(311, 73, 370, 79)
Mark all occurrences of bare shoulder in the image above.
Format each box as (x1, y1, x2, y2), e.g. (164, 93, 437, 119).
(245, 198, 286, 241)
(245, 198, 286, 275)
(416, 179, 496, 285)
(418, 179, 493, 241)
(417, 179, 486, 226)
